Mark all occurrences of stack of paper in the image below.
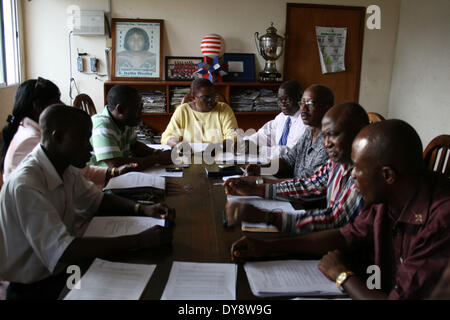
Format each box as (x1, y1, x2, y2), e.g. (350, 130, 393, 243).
(214, 152, 270, 165)
(64, 258, 156, 300)
(226, 195, 303, 232)
(244, 260, 345, 297)
(161, 261, 237, 300)
(83, 216, 167, 238)
(146, 144, 172, 151)
(104, 172, 166, 190)
(141, 91, 166, 113)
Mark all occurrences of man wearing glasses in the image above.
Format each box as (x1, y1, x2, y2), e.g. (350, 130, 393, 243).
(245, 84, 333, 180)
(244, 80, 306, 159)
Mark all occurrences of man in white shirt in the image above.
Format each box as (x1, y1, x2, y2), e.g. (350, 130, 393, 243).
(245, 80, 306, 159)
(0, 104, 174, 300)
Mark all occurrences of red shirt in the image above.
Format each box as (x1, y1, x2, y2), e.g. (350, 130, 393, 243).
(341, 172, 450, 299)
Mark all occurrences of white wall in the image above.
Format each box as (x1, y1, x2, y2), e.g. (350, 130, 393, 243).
(388, 0, 450, 148)
(20, 0, 400, 117)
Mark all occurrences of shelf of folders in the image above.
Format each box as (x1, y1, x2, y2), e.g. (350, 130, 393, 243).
(141, 90, 167, 113)
(230, 87, 278, 112)
(170, 87, 191, 112)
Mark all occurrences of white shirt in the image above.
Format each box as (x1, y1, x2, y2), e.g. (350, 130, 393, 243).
(246, 109, 306, 158)
(0, 145, 103, 283)
(2, 117, 107, 189)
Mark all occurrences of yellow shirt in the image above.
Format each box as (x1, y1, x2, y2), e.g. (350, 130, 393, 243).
(161, 102, 238, 144)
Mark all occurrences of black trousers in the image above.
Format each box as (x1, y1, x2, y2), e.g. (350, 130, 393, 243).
(6, 273, 69, 300)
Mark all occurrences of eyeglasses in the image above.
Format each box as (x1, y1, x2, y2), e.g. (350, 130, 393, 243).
(277, 97, 296, 105)
(195, 95, 218, 102)
(300, 100, 318, 109)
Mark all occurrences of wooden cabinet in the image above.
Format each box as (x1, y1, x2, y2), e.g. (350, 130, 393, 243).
(103, 81, 281, 133)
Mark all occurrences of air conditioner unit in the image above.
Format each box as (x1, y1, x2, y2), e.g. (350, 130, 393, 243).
(71, 10, 105, 36)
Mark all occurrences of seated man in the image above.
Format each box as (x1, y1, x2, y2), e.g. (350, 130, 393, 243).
(90, 84, 172, 169)
(0, 105, 175, 300)
(231, 119, 450, 300)
(245, 84, 333, 179)
(244, 80, 306, 159)
(224, 102, 369, 234)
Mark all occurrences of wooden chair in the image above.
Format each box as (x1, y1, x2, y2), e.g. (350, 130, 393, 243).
(368, 112, 385, 124)
(423, 134, 450, 178)
(73, 94, 97, 116)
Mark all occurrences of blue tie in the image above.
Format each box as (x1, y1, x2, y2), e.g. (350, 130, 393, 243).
(279, 117, 291, 146)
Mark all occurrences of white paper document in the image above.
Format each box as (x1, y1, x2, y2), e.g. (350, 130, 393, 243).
(189, 142, 210, 153)
(227, 195, 303, 232)
(244, 260, 345, 297)
(83, 216, 166, 238)
(316, 26, 347, 74)
(104, 172, 166, 190)
(161, 261, 237, 300)
(64, 258, 156, 300)
(146, 143, 172, 151)
(215, 152, 270, 165)
(142, 167, 183, 178)
(227, 195, 295, 211)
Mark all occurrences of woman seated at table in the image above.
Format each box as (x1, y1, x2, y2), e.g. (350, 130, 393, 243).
(161, 78, 238, 148)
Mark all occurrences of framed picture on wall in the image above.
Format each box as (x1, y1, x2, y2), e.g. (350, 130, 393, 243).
(165, 56, 202, 81)
(223, 53, 256, 82)
(111, 18, 163, 81)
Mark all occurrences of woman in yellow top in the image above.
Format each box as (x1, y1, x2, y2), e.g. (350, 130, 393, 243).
(161, 78, 238, 147)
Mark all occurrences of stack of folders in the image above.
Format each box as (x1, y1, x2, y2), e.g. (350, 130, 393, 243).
(244, 260, 346, 297)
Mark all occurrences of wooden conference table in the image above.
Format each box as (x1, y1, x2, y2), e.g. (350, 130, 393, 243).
(101, 162, 293, 300)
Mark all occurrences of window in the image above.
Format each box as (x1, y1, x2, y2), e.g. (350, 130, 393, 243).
(0, 0, 20, 87)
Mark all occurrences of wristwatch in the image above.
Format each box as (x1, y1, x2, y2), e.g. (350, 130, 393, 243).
(336, 271, 355, 292)
(255, 177, 264, 185)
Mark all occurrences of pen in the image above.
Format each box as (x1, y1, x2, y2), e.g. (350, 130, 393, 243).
(222, 210, 228, 227)
(137, 200, 155, 205)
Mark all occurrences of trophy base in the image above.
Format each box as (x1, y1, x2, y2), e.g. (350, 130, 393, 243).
(258, 72, 282, 82)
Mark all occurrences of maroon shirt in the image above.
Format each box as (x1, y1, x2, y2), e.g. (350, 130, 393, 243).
(341, 172, 450, 299)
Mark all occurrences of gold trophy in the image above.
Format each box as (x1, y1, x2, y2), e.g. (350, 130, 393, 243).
(254, 22, 285, 82)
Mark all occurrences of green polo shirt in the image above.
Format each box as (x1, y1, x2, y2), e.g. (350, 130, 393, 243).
(89, 107, 137, 167)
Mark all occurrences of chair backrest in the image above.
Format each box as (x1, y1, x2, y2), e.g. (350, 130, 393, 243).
(368, 112, 385, 124)
(73, 94, 97, 116)
(423, 134, 450, 178)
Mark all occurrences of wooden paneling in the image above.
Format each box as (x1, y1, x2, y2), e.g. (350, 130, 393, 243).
(284, 3, 365, 104)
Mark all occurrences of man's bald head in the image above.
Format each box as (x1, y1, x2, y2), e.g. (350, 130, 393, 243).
(324, 102, 369, 132)
(351, 119, 425, 205)
(40, 104, 94, 168)
(304, 84, 334, 107)
(321, 102, 369, 164)
(354, 119, 424, 175)
(40, 104, 92, 143)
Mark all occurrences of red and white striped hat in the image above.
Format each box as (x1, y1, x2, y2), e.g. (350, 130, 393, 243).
(200, 34, 225, 58)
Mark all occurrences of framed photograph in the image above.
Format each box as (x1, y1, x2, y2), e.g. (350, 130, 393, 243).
(223, 53, 256, 82)
(111, 18, 163, 81)
(165, 56, 203, 81)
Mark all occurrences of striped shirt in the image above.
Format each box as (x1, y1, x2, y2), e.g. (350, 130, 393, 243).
(264, 160, 364, 234)
(89, 107, 137, 167)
